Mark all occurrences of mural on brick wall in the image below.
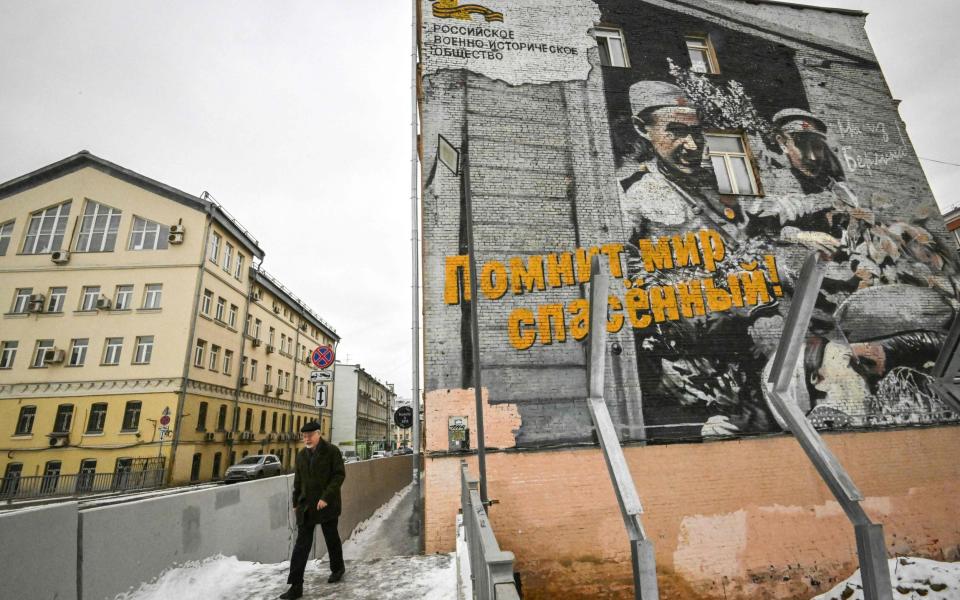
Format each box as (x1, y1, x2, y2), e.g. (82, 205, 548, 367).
(421, 0, 960, 446)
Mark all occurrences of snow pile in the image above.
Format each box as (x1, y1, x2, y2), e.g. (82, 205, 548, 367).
(340, 482, 413, 560)
(812, 557, 960, 600)
(113, 554, 274, 600)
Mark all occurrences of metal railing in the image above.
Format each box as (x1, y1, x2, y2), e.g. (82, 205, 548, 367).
(0, 468, 165, 501)
(460, 461, 521, 600)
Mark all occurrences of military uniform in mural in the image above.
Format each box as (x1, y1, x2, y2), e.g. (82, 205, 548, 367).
(619, 81, 780, 440)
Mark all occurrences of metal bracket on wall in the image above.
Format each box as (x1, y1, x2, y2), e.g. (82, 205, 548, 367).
(766, 253, 893, 600)
(586, 255, 659, 600)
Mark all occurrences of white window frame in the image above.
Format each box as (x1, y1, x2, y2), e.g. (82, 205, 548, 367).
(228, 304, 238, 328)
(47, 287, 67, 313)
(129, 216, 169, 251)
(114, 285, 134, 311)
(0, 220, 14, 256)
(143, 284, 162, 310)
(201, 290, 213, 315)
(33, 339, 54, 368)
(0, 341, 18, 369)
(103, 338, 123, 365)
(209, 344, 220, 371)
(209, 232, 221, 263)
(75, 200, 122, 253)
(685, 35, 720, 75)
(215, 297, 226, 322)
(223, 349, 233, 375)
(594, 27, 630, 68)
(13, 288, 33, 314)
(234, 254, 245, 280)
(705, 133, 760, 196)
(80, 286, 100, 311)
(194, 340, 206, 368)
(22, 201, 72, 255)
(250, 359, 258, 381)
(134, 336, 154, 365)
(69, 338, 88, 367)
(223, 243, 233, 273)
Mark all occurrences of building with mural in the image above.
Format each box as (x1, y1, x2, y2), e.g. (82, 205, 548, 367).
(0, 151, 338, 494)
(330, 362, 395, 458)
(418, 0, 960, 598)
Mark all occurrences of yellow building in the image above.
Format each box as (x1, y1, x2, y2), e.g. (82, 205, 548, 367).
(0, 151, 339, 493)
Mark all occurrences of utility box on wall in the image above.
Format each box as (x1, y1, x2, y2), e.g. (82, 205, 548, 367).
(448, 415, 469, 452)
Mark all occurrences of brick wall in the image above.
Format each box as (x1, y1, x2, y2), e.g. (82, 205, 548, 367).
(426, 426, 960, 599)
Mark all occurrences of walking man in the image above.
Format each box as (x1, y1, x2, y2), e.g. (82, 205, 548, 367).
(279, 421, 346, 599)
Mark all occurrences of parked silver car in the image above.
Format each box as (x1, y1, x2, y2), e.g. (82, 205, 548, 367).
(224, 454, 283, 482)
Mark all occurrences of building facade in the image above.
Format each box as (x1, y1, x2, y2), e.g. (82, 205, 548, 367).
(419, 1, 960, 598)
(0, 151, 339, 493)
(330, 363, 395, 458)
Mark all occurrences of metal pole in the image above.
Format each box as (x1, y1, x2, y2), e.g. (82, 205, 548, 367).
(410, 0, 424, 549)
(766, 253, 893, 600)
(462, 140, 489, 504)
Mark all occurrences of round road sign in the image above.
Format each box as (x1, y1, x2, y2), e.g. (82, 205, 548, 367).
(159, 415, 171, 426)
(394, 406, 414, 429)
(312, 345, 335, 369)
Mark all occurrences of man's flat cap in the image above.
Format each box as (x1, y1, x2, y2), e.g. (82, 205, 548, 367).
(300, 421, 321, 433)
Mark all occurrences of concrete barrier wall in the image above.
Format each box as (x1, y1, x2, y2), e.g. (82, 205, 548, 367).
(0, 455, 413, 600)
(0, 502, 78, 600)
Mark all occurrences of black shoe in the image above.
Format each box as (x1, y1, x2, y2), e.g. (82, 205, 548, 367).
(279, 584, 303, 599)
(327, 569, 345, 583)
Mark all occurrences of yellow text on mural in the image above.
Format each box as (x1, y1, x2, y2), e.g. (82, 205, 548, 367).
(432, 0, 504, 23)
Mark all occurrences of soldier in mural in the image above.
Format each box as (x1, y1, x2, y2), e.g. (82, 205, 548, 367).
(618, 80, 780, 441)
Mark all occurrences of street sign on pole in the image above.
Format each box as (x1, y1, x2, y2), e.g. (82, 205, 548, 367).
(311, 345, 335, 369)
(314, 384, 328, 408)
(394, 406, 414, 429)
(309, 370, 333, 383)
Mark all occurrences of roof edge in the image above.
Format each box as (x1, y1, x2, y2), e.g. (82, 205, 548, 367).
(0, 151, 265, 259)
(732, 0, 866, 17)
(253, 268, 340, 342)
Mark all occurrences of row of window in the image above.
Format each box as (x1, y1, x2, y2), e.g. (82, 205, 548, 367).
(207, 231, 245, 281)
(2, 457, 145, 495)
(192, 339, 235, 375)
(201, 290, 239, 328)
(14, 401, 142, 436)
(196, 401, 316, 436)
(0, 200, 175, 256)
(0, 336, 154, 369)
(9, 283, 162, 314)
(595, 28, 719, 75)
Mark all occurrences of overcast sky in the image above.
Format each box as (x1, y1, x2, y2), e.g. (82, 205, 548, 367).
(1, 1, 958, 399)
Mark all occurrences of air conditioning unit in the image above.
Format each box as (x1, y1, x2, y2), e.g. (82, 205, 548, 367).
(243, 431, 254, 441)
(251, 338, 262, 348)
(225, 431, 234, 440)
(272, 304, 280, 313)
(265, 345, 275, 354)
(168, 232, 184, 245)
(240, 377, 249, 387)
(28, 300, 44, 313)
(47, 433, 69, 447)
(51, 250, 71, 264)
(45, 349, 66, 364)
(264, 384, 274, 393)
(169, 224, 186, 235)
(204, 432, 215, 441)
(299, 323, 307, 332)
(96, 297, 112, 310)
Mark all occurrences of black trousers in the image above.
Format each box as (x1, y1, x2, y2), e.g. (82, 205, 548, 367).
(287, 518, 344, 585)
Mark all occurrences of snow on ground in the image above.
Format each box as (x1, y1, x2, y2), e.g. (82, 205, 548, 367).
(812, 557, 960, 600)
(117, 482, 461, 600)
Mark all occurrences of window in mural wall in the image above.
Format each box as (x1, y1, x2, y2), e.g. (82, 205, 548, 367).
(595, 27, 629, 67)
(685, 35, 719, 74)
(705, 133, 759, 195)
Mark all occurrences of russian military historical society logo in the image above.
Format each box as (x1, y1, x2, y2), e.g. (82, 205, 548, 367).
(432, 0, 503, 22)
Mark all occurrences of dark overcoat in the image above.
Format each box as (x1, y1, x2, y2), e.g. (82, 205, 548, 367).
(291, 438, 346, 526)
